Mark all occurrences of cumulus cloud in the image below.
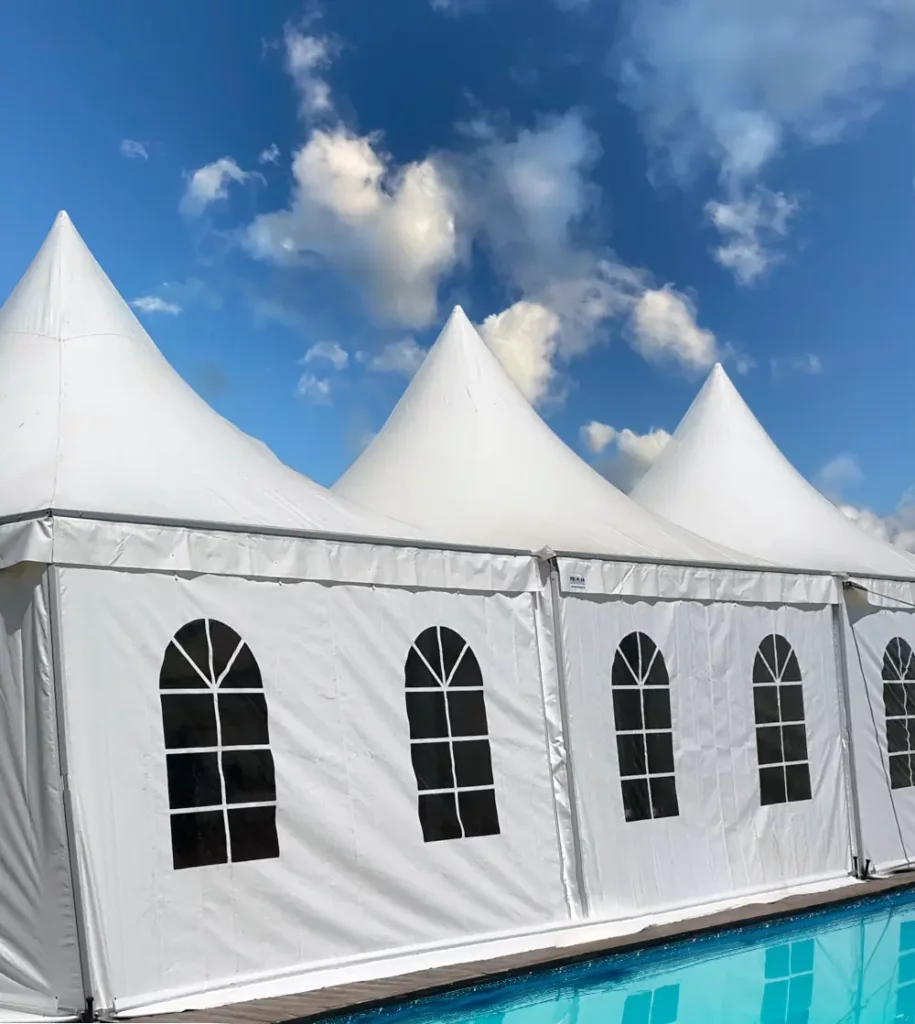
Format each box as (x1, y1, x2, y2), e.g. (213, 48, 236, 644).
(816, 453, 863, 502)
(770, 352, 823, 376)
(131, 295, 182, 315)
(595, 426, 672, 491)
(181, 157, 257, 217)
(839, 494, 915, 553)
(259, 143, 281, 165)
(246, 128, 460, 327)
(303, 340, 348, 370)
(369, 336, 427, 376)
(629, 286, 719, 371)
(284, 26, 335, 118)
(479, 301, 562, 403)
(296, 373, 332, 404)
(119, 139, 149, 160)
(615, 0, 915, 281)
(706, 189, 797, 283)
(580, 420, 616, 454)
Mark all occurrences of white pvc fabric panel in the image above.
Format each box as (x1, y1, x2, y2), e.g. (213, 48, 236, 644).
(842, 583, 915, 873)
(0, 564, 83, 1020)
(561, 595, 850, 919)
(54, 567, 568, 1014)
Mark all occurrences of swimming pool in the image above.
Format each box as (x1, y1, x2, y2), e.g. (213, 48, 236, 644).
(314, 887, 915, 1023)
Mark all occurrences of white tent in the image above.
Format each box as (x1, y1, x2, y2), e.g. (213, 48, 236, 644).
(631, 363, 915, 577)
(631, 364, 915, 876)
(334, 306, 754, 564)
(335, 309, 853, 929)
(0, 215, 573, 1019)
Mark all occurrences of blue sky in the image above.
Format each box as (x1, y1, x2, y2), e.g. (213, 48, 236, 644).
(1, 0, 914, 542)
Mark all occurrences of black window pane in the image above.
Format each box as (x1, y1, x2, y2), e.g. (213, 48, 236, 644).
(757, 636, 777, 681)
(753, 686, 780, 726)
(458, 788, 500, 837)
(621, 778, 651, 822)
(228, 805, 279, 862)
(218, 692, 269, 746)
(643, 688, 672, 730)
(907, 645, 915, 681)
(781, 651, 802, 683)
(452, 739, 494, 788)
(905, 683, 915, 716)
(220, 642, 263, 689)
(209, 620, 243, 681)
(779, 685, 805, 723)
(418, 792, 461, 842)
(447, 690, 488, 737)
(614, 634, 640, 685)
(170, 621, 210, 679)
(885, 683, 906, 717)
(166, 752, 221, 809)
(774, 635, 792, 677)
(760, 766, 787, 805)
(907, 720, 915, 753)
(161, 694, 217, 749)
(405, 646, 440, 689)
(170, 810, 226, 869)
(612, 652, 636, 688)
(160, 639, 208, 689)
(785, 763, 812, 802)
(887, 718, 909, 754)
(753, 651, 775, 685)
(450, 646, 483, 688)
(756, 726, 784, 766)
(782, 724, 809, 763)
(891, 753, 913, 790)
(646, 732, 675, 774)
(613, 688, 643, 731)
(644, 648, 670, 688)
(223, 749, 276, 804)
(405, 691, 448, 740)
(414, 628, 443, 681)
(885, 643, 903, 681)
(617, 734, 646, 778)
(439, 627, 467, 681)
(410, 742, 454, 791)
(650, 776, 679, 818)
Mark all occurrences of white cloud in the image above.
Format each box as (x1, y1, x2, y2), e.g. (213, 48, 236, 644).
(595, 426, 672, 492)
(706, 189, 797, 284)
(629, 286, 719, 371)
(479, 300, 562, 403)
(259, 143, 281, 165)
(303, 340, 348, 370)
(180, 157, 257, 217)
(839, 493, 915, 553)
(369, 336, 427, 376)
(770, 352, 823, 376)
(246, 128, 460, 328)
(580, 420, 616, 454)
(119, 139, 149, 160)
(616, 0, 915, 281)
(284, 27, 334, 118)
(131, 295, 182, 315)
(816, 453, 863, 501)
(296, 373, 332, 404)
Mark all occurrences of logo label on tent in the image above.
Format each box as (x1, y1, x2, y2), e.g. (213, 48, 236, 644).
(568, 574, 587, 591)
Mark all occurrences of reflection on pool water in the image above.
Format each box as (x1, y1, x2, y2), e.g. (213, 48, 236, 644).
(319, 888, 915, 1024)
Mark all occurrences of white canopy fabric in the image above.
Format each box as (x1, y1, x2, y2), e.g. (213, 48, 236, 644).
(335, 307, 757, 565)
(0, 211, 415, 542)
(632, 364, 915, 578)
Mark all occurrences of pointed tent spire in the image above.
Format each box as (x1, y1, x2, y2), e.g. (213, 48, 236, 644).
(334, 305, 756, 562)
(632, 364, 915, 576)
(0, 212, 415, 539)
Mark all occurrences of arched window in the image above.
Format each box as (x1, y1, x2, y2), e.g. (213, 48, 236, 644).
(611, 632, 679, 822)
(753, 634, 811, 805)
(159, 619, 279, 869)
(404, 626, 500, 842)
(883, 637, 915, 789)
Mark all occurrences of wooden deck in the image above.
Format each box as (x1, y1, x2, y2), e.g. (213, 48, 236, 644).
(131, 872, 915, 1024)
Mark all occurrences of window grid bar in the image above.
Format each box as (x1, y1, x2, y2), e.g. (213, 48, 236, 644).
(170, 799, 276, 815)
(411, 735, 489, 745)
(437, 629, 465, 838)
(208, 621, 232, 863)
(419, 784, 495, 797)
(618, 771, 676, 782)
(405, 686, 484, 694)
(166, 743, 271, 755)
(161, 688, 266, 695)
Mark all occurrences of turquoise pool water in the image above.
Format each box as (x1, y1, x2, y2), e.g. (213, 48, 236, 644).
(319, 888, 915, 1024)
